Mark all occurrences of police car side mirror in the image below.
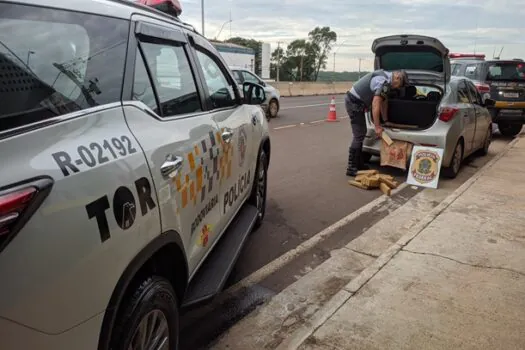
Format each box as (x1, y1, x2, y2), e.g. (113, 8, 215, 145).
(242, 82, 266, 105)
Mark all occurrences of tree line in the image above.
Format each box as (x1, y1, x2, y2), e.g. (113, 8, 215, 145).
(218, 26, 344, 82)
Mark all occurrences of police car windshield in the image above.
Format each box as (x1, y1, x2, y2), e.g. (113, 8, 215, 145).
(486, 61, 525, 81)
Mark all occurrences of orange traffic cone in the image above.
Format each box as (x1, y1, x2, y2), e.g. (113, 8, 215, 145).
(325, 96, 339, 122)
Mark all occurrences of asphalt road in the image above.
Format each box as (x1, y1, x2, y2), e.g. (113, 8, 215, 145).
(179, 95, 515, 349)
(273, 94, 347, 127)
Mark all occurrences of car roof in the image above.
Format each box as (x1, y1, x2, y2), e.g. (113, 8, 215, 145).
(11, 0, 200, 35)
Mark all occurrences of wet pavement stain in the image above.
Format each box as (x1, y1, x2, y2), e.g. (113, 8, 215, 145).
(180, 284, 276, 350)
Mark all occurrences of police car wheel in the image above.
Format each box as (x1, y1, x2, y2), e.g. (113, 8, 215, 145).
(250, 148, 268, 229)
(110, 276, 179, 350)
(498, 122, 522, 137)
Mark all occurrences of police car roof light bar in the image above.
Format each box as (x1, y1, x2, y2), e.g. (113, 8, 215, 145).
(449, 53, 485, 60)
(136, 0, 182, 17)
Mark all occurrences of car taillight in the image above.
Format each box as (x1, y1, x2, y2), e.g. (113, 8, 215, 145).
(439, 107, 459, 122)
(0, 178, 53, 253)
(475, 83, 490, 93)
(0, 188, 36, 236)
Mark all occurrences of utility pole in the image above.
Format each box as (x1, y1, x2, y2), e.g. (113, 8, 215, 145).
(300, 55, 304, 81)
(201, 0, 205, 36)
(276, 41, 283, 82)
(357, 58, 364, 79)
(332, 40, 348, 74)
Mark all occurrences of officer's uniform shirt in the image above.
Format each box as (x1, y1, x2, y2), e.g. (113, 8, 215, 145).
(350, 71, 393, 102)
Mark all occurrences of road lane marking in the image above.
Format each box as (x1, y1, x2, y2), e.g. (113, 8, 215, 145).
(273, 116, 350, 130)
(281, 102, 344, 110)
(273, 124, 297, 130)
(224, 182, 409, 295)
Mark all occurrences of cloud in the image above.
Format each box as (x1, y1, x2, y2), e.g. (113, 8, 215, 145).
(179, 0, 525, 71)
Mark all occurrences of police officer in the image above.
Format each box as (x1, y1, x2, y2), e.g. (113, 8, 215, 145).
(345, 69, 408, 176)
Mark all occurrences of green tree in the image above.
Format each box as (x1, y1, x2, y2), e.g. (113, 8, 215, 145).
(270, 26, 338, 81)
(308, 26, 337, 81)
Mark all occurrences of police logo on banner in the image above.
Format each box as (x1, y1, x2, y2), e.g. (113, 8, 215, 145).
(407, 145, 444, 189)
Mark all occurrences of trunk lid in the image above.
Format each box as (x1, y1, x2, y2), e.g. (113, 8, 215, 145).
(372, 34, 450, 85)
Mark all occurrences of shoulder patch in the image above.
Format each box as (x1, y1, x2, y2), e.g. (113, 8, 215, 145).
(380, 83, 391, 98)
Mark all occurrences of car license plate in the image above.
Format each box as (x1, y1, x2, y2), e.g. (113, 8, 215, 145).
(503, 92, 519, 98)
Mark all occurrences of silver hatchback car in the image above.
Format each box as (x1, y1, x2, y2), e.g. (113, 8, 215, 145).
(362, 34, 495, 178)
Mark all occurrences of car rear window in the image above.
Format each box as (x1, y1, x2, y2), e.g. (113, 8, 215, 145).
(464, 63, 482, 80)
(380, 51, 443, 73)
(0, 3, 129, 133)
(486, 61, 525, 81)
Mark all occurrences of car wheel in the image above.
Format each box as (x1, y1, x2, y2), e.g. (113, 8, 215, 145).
(267, 99, 279, 118)
(498, 122, 522, 137)
(110, 276, 179, 350)
(442, 140, 463, 179)
(249, 148, 268, 229)
(478, 127, 492, 156)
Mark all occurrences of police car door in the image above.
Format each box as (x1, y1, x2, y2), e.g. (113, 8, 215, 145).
(189, 35, 256, 229)
(123, 17, 223, 273)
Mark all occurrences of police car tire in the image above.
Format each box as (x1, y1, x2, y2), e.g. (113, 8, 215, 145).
(110, 276, 179, 350)
(250, 148, 268, 229)
(498, 122, 522, 137)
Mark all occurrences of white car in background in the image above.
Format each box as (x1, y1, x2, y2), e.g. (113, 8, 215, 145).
(230, 67, 281, 119)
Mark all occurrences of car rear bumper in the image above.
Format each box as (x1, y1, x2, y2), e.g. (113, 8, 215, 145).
(0, 313, 103, 350)
(362, 126, 456, 168)
(491, 107, 525, 124)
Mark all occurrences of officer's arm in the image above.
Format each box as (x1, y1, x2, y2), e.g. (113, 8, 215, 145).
(381, 99, 388, 122)
(372, 96, 383, 128)
(370, 78, 389, 128)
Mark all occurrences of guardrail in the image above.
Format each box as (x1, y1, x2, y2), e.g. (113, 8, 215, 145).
(269, 81, 354, 97)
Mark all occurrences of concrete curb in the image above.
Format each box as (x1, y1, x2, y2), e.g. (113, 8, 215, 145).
(223, 183, 409, 296)
(279, 134, 523, 350)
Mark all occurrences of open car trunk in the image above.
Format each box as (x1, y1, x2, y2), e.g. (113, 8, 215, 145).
(382, 85, 443, 130)
(370, 34, 450, 130)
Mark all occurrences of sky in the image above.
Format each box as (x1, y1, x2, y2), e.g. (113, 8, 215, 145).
(176, 0, 525, 72)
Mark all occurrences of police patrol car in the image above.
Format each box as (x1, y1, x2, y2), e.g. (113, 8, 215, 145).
(0, 0, 270, 349)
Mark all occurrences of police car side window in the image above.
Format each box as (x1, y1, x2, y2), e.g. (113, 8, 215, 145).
(133, 50, 159, 113)
(451, 63, 461, 76)
(0, 3, 128, 132)
(138, 40, 202, 117)
(194, 49, 237, 109)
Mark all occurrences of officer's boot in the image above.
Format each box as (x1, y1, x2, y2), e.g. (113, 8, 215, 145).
(346, 148, 359, 176)
(356, 148, 370, 170)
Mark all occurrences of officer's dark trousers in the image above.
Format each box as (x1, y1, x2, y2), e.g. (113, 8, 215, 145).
(344, 93, 367, 151)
